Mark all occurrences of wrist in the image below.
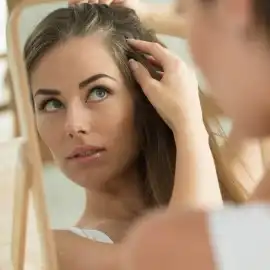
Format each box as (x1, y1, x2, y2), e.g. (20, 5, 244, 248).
(172, 115, 208, 142)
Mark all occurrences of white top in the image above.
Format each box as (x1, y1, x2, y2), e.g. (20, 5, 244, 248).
(69, 227, 113, 244)
(208, 204, 270, 270)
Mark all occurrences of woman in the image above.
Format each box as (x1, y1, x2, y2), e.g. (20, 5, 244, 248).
(71, 0, 265, 202)
(119, 0, 270, 269)
(25, 3, 221, 269)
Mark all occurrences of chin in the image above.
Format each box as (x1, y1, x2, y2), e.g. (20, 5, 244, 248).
(60, 165, 109, 190)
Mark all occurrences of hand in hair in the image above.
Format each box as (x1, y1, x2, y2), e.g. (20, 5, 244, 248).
(127, 39, 203, 135)
(127, 39, 222, 208)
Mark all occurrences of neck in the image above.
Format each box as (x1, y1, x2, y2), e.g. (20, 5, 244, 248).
(77, 168, 146, 241)
(236, 47, 270, 138)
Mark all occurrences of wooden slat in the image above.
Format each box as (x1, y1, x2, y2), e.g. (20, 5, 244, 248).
(11, 141, 30, 270)
(0, 139, 44, 269)
(7, 1, 58, 269)
(0, 139, 25, 269)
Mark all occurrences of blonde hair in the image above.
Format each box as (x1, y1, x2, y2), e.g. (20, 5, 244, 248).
(200, 91, 257, 202)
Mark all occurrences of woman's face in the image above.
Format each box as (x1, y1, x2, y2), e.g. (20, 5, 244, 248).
(186, 0, 270, 136)
(31, 35, 139, 189)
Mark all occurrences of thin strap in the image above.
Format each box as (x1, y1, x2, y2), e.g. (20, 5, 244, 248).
(69, 227, 113, 243)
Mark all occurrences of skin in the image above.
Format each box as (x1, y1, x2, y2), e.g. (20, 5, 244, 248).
(31, 35, 146, 242)
(188, 0, 270, 138)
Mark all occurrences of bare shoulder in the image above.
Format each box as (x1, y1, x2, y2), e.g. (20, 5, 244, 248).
(53, 230, 120, 270)
(121, 210, 215, 270)
(121, 205, 270, 270)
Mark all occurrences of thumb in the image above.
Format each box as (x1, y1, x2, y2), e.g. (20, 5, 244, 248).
(129, 59, 159, 95)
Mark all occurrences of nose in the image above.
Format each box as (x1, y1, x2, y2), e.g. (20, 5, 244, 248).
(65, 99, 91, 139)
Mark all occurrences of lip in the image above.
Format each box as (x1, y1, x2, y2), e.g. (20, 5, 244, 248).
(66, 145, 105, 163)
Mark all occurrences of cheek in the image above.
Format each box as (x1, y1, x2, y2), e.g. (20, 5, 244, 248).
(101, 98, 138, 156)
(36, 114, 63, 154)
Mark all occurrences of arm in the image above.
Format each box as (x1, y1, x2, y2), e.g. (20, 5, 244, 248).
(54, 230, 121, 270)
(136, 2, 188, 38)
(120, 210, 216, 270)
(170, 120, 223, 209)
(121, 205, 270, 270)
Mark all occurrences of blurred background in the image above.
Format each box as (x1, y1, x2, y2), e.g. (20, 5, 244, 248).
(1, 0, 231, 229)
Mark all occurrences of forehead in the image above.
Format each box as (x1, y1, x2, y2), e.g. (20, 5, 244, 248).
(31, 35, 124, 92)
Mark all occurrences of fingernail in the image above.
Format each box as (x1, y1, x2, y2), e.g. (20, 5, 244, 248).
(129, 59, 138, 70)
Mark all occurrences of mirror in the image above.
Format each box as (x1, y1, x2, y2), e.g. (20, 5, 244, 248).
(4, 0, 235, 268)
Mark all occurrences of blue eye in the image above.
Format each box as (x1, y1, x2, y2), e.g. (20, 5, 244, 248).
(38, 99, 64, 112)
(87, 87, 109, 102)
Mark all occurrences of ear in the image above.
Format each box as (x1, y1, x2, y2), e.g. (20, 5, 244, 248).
(218, 0, 252, 31)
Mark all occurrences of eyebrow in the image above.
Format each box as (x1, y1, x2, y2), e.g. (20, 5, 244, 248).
(79, 73, 116, 89)
(34, 73, 116, 97)
(34, 89, 60, 97)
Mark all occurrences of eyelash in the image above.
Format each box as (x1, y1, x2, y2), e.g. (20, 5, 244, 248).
(36, 85, 111, 112)
(37, 98, 61, 112)
(86, 85, 111, 101)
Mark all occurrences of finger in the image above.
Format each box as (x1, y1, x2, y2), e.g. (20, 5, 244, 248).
(157, 71, 164, 77)
(144, 55, 163, 70)
(129, 59, 160, 94)
(127, 39, 176, 72)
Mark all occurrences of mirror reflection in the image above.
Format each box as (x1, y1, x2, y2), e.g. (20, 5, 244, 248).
(21, 1, 202, 238)
(3, 0, 265, 269)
